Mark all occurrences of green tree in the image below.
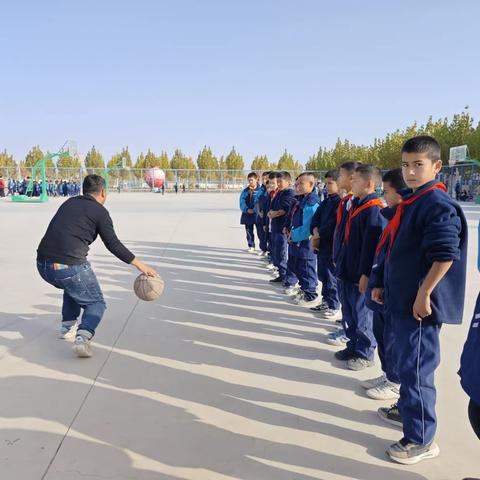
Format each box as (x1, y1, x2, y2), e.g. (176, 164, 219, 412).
(0, 149, 17, 177)
(21, 145, 55, 178)
(277, 149, 296, 170)
(225, 147, 244, 170)
(108, 147, 133, 180)
(251, 155, 269, 171)
(197, 146, 219, 170)
(171, 149, 196, 184)
(84, 146, 105, 174)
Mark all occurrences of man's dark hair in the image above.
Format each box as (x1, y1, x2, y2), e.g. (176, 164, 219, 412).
(401, 135, 441, 162)
(275, 171, 292, 181)
(83, 174, 106, 195)
(339, 161, 362, 173)
(382, 168, 407, 192)
(325, 169, 339, 181)
(247, 172, 258, 179)
(262, 170, 271, 177)
(268, 171, 277, 180)
(355, 164, 382, 186)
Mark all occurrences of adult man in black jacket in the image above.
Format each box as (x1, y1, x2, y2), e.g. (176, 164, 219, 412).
(37, 174, 157, 357)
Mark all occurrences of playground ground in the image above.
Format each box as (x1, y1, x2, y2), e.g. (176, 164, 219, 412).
(0, 192, 479, 480)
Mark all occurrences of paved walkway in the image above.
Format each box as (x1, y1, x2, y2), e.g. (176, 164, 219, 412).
(0, 193, 479, 480)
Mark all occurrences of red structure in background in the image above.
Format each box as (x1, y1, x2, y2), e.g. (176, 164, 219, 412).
(144, 168, 166, 188)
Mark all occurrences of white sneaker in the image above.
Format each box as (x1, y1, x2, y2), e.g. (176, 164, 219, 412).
(59, 320, 77, 339)
(361, 373, 386, 390)
(74, 333, 93, 358)
(366, 380, 401, 400)
(326, 329, 349, 346)
(258, 251, 267, 257)
(292, 292, 305, 304)
(285, 283, 300, 296)
(322, 309, 342, 320)
(266, 263, 276, 271)
(247, 247, 255, 253)
(297, 296, 322, 308)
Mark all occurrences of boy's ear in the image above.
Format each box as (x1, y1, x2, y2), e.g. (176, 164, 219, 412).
(434, 159, 443, 174)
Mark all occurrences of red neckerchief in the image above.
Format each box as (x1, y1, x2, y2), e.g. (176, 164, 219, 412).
(376, 182, 447, 257)
(336, 193, 353, 226)
(344, 197, 384, 243)
(269, 189, 277, 199)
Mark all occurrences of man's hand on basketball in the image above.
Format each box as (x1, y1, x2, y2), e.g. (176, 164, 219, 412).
(413, 287, 432, 321)
(131, 258, 157, 277)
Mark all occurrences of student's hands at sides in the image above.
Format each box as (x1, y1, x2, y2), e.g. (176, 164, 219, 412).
(358, 274, 369, 294)
(131, 258, 158, 277)
(412, 261, 453, 321)
(371, 287, 384, 305)
(247, 209, 254, 214)
(413, 287, 432, 321)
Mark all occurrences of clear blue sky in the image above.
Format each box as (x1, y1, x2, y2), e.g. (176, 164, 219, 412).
(1, 0, 479, 167)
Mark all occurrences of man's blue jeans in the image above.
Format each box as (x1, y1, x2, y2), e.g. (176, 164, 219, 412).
(37, 260, 106, 336)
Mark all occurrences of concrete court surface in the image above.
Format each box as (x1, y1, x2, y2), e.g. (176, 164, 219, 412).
(0, 192, 479, 480)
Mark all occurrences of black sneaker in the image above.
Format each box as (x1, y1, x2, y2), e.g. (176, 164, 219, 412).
(334, 348, 355, 361)
(335, 319, 343, 326)
(387, 437, 439, 465)
(377, 403, 402, 428)
(269, 276, 283, 283)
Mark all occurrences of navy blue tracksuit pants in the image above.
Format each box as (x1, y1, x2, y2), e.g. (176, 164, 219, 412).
(393, 315, 441, 445)
(256, 218, 267, 252)
(317, 254, 340, 310)
(245, 224, 256, 248)
(372, 311, 400, 384)
(272, 233, 291, 280)
(288, 255, 317, 300)
(341, 281, 376, 360)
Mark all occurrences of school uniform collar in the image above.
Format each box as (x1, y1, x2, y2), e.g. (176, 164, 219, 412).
(400, 180, 438, 201)
(354, 192, 378, 207)
(381, 205, 397, 221)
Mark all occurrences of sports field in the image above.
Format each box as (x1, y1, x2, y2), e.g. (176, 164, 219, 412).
(0, 193, 479, 480)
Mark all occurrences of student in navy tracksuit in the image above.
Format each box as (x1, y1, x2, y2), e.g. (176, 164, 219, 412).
(285, 172, 320, 306)
(329, 161, 361, 346)
(459, 220, 480, 441)
(335, 165, 384, 371)
(379, 136, 468, 465)
(310, 170, 341, 317)
(255, 171, 270, 256)
(364, 169, 406, 401)
(264, 172, 278, 265)
(268, 171, 296, 284)
(239, 172, 261, 252)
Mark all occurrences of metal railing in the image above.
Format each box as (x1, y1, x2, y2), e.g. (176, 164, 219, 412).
(1, 165, 479, 195)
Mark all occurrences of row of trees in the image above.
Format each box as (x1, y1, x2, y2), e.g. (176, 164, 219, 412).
(2, 112, 480, 177)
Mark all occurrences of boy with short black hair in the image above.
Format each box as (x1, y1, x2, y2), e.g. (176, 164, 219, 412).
(256, 171, 271, 257)
(335, 164, 384, 370)
(362, 168, 406, 401)
(378, 136, 467, 465)
(264, 172, 278, 272)
(327, 161, 362, 346)
(239, 172, 260, 253)
(310, 170, 341, 317)
(284, 172, 320, 306)
(268, 171, 295, 285)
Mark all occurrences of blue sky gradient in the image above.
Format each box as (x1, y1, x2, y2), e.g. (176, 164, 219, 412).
(1, 0, 479, 166)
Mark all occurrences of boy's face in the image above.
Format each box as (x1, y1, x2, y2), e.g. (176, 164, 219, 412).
(277, 177, 290, 190)
(338, 168, 353, 191)
(401, 152, 442, 190)
(382, 181, 402, 208)
(268, 178, 277, 191)
(247, 176, 257, 188)
(296, 176, 314, 195)
(325, 177, 339, 195)
(262, 174, 268, 185)
(351, 172, 374, 198)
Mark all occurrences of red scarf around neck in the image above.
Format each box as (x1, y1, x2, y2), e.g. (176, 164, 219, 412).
(336, 193, 353, 226)
(344, 197, 384, 243)
(375, 182, 447, 258)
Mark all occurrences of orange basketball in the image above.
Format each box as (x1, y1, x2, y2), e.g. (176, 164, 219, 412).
(134, 274, 165, 301)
